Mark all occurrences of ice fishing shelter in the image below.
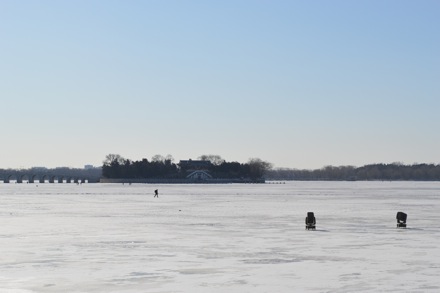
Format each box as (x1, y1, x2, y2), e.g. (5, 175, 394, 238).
(305, 212, 316, 230)
(396, 211, 407, 228)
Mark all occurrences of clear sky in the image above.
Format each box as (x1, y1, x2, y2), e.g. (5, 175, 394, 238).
(1, 1, 439, 170)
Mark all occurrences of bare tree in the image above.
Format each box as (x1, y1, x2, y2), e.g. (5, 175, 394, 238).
(198, 154, 225, 166)
(165, 154, 175, 163)
(103, 154, 125, 166)
(151, 154, 165, 162)
(247, 158, 273, 179)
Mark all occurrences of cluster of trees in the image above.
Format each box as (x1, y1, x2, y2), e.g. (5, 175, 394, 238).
(102, 154, 178, 179)
(266, 163, 440, 181)
(204, 157, 272, 180)
(102, 154, 272, 180)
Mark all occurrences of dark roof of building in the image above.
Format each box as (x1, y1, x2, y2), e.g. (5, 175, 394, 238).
(179, 160, 212, 168)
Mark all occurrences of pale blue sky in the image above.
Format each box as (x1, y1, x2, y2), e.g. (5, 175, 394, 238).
(1, 1, 439, 169)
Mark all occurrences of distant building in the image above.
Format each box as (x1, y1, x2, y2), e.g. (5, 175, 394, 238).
(179, 159, 213, 180)
(84, 165, 94, 169)
(178, 160, 212, 171)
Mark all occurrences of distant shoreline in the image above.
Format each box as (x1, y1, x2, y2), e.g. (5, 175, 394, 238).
(99, 178, 265, 184)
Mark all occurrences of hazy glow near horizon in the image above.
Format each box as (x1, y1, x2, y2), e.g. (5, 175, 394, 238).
(1, 1, 439, 169)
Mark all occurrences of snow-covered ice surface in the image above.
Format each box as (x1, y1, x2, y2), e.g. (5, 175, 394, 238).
(1, 181, 440, 292)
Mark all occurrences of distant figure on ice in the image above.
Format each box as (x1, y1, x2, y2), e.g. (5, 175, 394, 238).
(154, 189, 159, 198)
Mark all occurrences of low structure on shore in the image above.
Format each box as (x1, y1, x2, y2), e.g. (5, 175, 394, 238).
(99, 178, 264, 184)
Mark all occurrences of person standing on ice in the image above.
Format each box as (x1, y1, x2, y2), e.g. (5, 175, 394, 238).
(154, 189, 159, 198)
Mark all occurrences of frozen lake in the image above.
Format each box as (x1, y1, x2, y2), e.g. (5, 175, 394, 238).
(1, 181, 440, 292)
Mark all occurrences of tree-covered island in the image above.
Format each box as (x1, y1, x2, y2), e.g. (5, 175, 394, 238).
(101, 154, 272, 183)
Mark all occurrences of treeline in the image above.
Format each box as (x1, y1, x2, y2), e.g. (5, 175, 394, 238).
(102, 155, 178, 179)
(102, 154, 272, 180)
(266, 163, 440, 181)
(0, 166, 102, 181)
